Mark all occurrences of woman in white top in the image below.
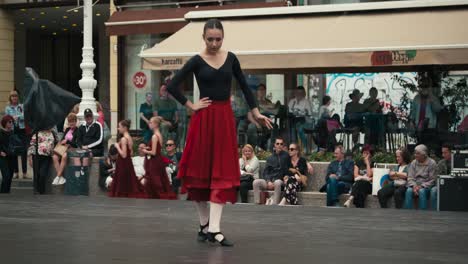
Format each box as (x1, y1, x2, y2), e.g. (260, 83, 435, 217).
(377, 148, 411, 209)
(238, 144, 259, 203)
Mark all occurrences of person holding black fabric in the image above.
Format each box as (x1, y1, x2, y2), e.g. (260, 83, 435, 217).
(76, 108, 103, 157)
(0, 115, 15, 193)
(166, 19, 272, 247)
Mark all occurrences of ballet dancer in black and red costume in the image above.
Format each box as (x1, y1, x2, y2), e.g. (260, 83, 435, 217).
(167, 19, 272, 246)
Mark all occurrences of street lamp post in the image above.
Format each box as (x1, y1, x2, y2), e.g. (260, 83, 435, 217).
(78, 0, 97, 119)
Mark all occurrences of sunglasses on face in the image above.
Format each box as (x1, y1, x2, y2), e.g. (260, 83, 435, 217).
(206, 37, 222, 42)
(275, 142, 284, 146)
(289, 148, 296, 151)
(165, 144, 174, 147)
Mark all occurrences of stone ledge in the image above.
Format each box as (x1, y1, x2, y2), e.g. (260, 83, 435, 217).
(48, 157, 107, 197)
(247, 190, 396, 208)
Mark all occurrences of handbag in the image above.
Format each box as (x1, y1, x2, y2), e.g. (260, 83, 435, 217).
(299, 173, 308, 187)
(240, 174, 254, 183)
(54, 144, 69, 157)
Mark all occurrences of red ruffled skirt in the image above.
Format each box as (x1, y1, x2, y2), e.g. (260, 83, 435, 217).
(109, 152, 148, 199)
(144, 154, 177, 200)
(177, 100, 239, 204)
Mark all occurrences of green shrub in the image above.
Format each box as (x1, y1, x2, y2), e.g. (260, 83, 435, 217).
(372, 152, 397, 164)
(308, 151, 335, 162)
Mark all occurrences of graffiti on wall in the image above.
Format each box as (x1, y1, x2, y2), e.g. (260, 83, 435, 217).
(325, 72, 417, 120)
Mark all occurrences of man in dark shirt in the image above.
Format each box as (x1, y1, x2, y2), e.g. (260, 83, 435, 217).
(323, 146, 355, 206)
(253, 137, 290, 204)
(165, 139, 183, 194)
(75, 108, 104, 157)
(344, 89, 364, 146)
(431, 144, 452, 210)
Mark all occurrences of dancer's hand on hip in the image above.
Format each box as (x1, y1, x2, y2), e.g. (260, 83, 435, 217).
(190, 97, 212, 111)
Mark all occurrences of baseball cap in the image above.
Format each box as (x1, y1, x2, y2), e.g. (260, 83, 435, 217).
(84, 108, 93, 117)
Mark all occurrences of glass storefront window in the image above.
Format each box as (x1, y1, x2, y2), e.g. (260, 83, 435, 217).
(123, 33, 193, 127)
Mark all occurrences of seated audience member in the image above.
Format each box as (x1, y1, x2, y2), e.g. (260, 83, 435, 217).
(317, 96, 332, 150)
(362, 87, 384, 146)
(288, 86, 313, 149)
(63, 104, 79, 130)
(404, 144, 437, 210)
(165, 139, 183, 194)
(344, 145, 375, 208)
(431, 144, 452, 211)
(52, 113, 79, 186)
(76, 108, 104, 157)
(253, 137, 289, 205)
(245, 84, 278, 149)
(279, 143, 310, 206)
(377, 148, 411, 208)
(322, 146, 354, 206)
(239, 144, 259, 203)
(344, 89, 364, 146)
(99, 145, 118, 191)
(132, 143, 147, 185)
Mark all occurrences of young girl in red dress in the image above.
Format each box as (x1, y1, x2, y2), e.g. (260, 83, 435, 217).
(167, 19, 272, 246)
(108, 120, 147, 198)
(142, 117, 177, 199)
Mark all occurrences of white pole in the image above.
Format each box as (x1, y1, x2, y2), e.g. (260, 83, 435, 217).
(78, 0, 97, 120)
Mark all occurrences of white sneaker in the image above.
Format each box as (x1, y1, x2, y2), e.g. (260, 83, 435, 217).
(105, 176, 113, 188)
(343, 199, 352, 208)
(52, 176, 60, 185)
(58, 176, 66, 185)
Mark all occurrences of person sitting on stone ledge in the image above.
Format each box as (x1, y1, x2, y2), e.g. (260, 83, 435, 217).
(377, 147, 411, 209)
(52, 113, 79, 186)
(321, 146, 354, 207)
(404, 144, 437, 210)
(238, 144, 259, 203)
(164, 138, 183, 195)
(253, 137, 289, 205)
(431, 144, 452, 211)
(75, 108, 104, 157)
(279, 143, 312, 206)
(344, 145, 375, 208)
(133, 143, 148, 186)
(100, 145, 118, 191)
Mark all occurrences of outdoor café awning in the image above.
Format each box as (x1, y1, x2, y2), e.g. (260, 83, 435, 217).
(105, 2, 285, 36)
(139, 2, 468, 72)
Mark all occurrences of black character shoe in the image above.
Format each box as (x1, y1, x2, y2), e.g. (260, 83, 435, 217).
(197, 222, 209, 242)
(207, 232, 234, 247)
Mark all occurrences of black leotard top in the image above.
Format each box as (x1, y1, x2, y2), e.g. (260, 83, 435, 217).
(166, 52, 257, 109)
